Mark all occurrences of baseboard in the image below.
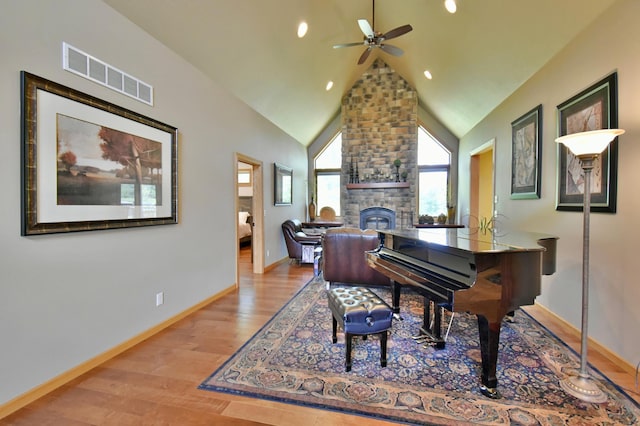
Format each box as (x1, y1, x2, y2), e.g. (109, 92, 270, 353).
(0, 284, 237, 420)
(529, 303, 636, 376)
(265, 256, 288, 272)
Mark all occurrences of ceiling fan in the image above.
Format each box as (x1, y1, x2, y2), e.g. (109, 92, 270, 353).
(333, 0, 413, 65)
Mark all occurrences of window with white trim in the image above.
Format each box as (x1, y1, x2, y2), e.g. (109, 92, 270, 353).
(418, 126, 451, 217)
(314, 132, 342, 216)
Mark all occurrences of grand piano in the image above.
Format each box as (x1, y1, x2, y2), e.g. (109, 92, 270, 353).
(366, 227, 557, 399)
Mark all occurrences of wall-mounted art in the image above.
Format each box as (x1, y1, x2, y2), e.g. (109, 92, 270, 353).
(21, 71, 178, 235)
(556, 72, 618, 213)
(511, 104, 542, 199)
(273, 163, 292, 206)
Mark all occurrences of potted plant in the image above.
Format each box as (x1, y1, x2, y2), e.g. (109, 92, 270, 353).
(393, 159, 401, 182)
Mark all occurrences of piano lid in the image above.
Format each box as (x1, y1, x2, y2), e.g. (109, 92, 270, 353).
(377, 228, 558, 255)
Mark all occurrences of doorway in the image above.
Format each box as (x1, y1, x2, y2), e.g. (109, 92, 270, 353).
(235, 154, 264, 287)
(469, 139, 495, 227)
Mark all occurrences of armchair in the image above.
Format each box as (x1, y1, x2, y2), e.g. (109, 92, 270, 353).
(282, 219, 322, 263)
(322, 227, 391, 287)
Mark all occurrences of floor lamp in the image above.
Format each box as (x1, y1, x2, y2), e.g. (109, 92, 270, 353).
(555, 128, 625, 403)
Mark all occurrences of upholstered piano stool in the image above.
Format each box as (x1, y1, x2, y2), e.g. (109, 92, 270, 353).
(327, 287, 393, 372)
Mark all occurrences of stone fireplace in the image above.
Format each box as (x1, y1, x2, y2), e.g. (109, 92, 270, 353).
(340, 59, 418, 228)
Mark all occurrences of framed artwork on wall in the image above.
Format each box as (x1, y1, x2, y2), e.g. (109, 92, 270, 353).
(21, 71, 178, 235)
(511, 104, 542, 199)
(556, 72, 618, 213)
(274, 163, 292, 206)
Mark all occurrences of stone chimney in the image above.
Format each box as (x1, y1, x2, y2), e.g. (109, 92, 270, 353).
(341, 59, 418, 228)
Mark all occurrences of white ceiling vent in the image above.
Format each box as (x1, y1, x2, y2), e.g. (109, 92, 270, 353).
(62, 42, 153, 106)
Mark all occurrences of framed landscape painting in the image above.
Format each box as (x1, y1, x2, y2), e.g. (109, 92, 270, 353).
(556, 72, 618, 213)
(21, 71, 178, 235)
(511, 104, 542, 199)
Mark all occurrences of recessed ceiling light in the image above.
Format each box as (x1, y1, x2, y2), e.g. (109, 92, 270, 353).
(444, 0, 457, 14)
(326, 81, 334, 91)
(297, 22, 308, 38)
(423, 70, 433, 80)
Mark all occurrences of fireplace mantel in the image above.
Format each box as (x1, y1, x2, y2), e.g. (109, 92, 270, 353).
(346, 182, 409, 190)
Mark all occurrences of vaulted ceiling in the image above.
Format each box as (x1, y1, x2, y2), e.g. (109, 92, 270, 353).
(103, 0, 617, 146)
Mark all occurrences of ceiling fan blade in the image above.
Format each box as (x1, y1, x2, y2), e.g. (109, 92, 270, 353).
(357, 47, 373, 65)
(382, 24, 412, 41)
(379, 44, 404, 56)
(358, 19, 374, 38)
(333, 42, 364, 49)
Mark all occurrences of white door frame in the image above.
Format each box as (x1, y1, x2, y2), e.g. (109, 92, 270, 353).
(235, 153, 264, 284)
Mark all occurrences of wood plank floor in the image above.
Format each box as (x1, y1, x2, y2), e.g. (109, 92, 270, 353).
(2, 246, 638, 425)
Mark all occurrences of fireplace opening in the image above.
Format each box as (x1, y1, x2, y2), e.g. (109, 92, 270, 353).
(360, 207, 396, 229)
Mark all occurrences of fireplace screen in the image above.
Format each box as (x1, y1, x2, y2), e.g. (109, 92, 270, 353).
(360, 207, 396, 229)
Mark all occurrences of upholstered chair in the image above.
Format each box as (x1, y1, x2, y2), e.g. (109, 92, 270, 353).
(322, 227, 391, 287)
(319, 206, 337, 221)
(281, 219, 322, 263)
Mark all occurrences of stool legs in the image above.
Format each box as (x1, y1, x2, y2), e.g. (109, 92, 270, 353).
(345, 333, 353, 372)
(338, 331, 388, 372)
(332, 317, 338, 344)
(380, 331, 388, 367)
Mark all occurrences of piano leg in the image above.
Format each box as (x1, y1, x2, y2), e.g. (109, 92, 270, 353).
(391, 281, 401, 314)
(477, 315, 502, 399)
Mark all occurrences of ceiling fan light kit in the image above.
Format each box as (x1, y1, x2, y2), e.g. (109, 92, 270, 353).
(333, 1, 413, 65)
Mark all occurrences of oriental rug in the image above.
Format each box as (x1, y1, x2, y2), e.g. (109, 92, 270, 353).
(199, 276, 640, 425)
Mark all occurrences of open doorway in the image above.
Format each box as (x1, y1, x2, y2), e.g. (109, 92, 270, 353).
(235, 154, 264, 287)
(469, 139, 495, 227)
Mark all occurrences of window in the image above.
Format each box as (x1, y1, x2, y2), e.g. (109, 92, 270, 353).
(314, 133, 342, 216)
(418, 126, 451, 217)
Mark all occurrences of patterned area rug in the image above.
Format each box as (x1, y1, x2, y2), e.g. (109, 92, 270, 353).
(199, 277, 640, 425)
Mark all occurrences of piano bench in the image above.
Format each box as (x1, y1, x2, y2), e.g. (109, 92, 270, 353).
(327, 287, 393, 372)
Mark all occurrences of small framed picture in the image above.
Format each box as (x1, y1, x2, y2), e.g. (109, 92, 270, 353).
(556, 73, 618, 213)
(511, 105, 542, 199)
(274, 163, 292, 206)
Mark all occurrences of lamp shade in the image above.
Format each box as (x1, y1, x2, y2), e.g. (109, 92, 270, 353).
(555, 129, 625, 156)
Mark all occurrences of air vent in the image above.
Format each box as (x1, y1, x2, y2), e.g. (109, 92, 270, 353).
(62, 42, 153, 105)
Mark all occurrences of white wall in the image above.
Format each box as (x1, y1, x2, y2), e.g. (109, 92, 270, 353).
(458, 0, 640, 366)
(0, 0, 306, 405)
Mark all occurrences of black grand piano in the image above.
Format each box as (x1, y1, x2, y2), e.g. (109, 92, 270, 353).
(366, 227, 557, 399)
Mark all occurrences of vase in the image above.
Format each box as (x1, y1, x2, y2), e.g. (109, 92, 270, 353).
(447, 206, 456, 224)
(308, 198, 316, 222)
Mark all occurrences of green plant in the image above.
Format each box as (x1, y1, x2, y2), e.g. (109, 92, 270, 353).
(393, 159, 401, 168)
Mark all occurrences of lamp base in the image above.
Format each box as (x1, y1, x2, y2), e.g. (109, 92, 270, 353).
(560, 374, 607, 403)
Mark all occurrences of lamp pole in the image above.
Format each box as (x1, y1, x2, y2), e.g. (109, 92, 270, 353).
(555, 128, 624, 403)
(558, 154, 607, 403)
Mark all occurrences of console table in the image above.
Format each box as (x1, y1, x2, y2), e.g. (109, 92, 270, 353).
(302, 221, 344, 228)
(414, 223, 464, 228)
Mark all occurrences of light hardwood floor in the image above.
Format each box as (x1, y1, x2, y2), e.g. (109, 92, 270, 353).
(2, 246, 638, 425)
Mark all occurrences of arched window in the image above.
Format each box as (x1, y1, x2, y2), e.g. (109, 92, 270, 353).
(418, 126, 451, 217)
(313, 132, 342, 216)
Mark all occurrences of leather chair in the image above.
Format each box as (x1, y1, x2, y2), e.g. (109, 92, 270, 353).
(282, 219, 322, 263)
(322, 227, 391, 287)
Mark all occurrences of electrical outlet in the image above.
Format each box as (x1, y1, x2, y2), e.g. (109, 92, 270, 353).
(266, 249, 270, 257)
(156, 292, 164, 306)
